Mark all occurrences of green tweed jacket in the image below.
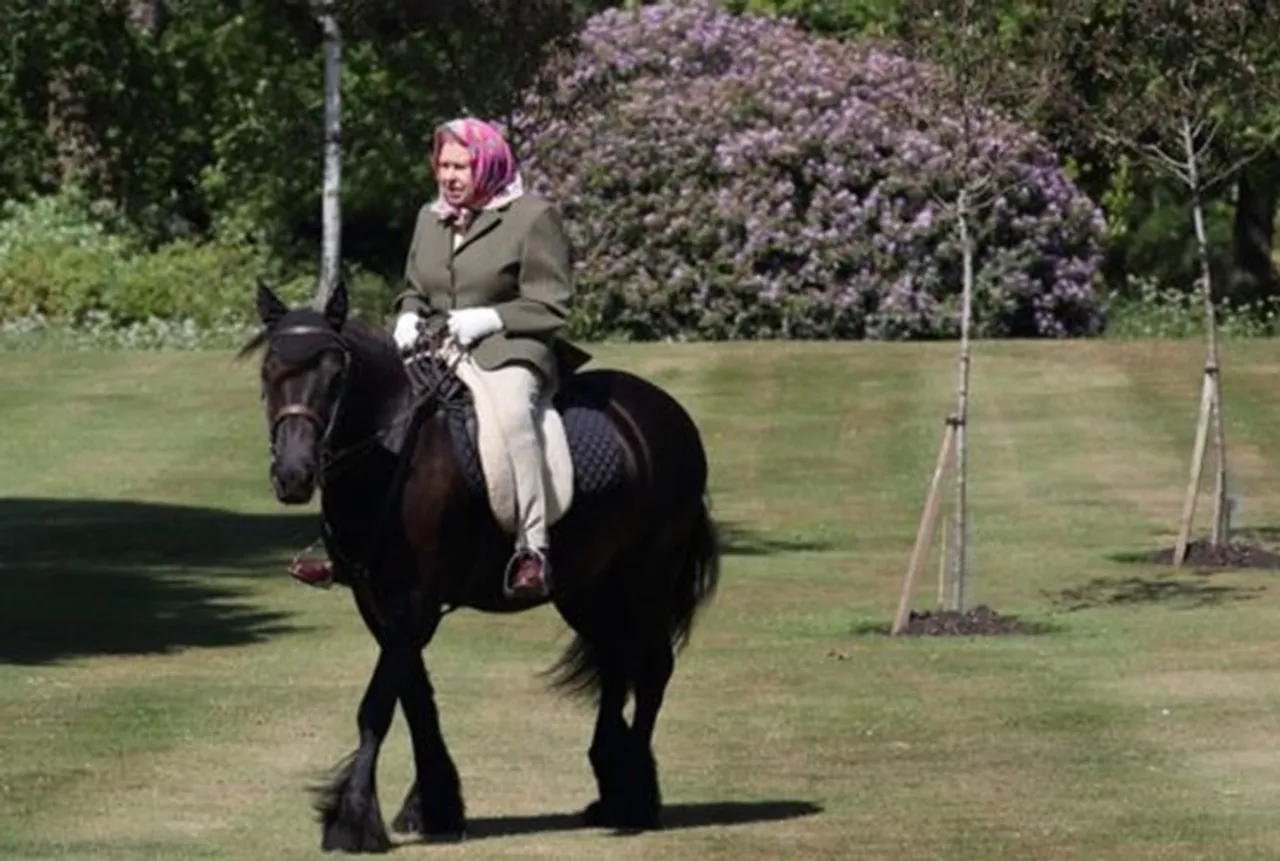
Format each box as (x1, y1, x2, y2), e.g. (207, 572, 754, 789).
(393, 193, 590, 382)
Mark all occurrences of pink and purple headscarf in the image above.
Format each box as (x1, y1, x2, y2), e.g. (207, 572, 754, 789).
(429, 117, 525, 222)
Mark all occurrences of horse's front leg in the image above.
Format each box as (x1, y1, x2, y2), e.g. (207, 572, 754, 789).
(391, 650, 467, 840)
(314, 644, 406, 853)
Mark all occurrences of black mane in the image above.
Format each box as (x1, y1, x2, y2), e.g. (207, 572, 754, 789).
(330, 315, 404, 382)
(239, 309, 412, 442)
(237, 309, 402, 381)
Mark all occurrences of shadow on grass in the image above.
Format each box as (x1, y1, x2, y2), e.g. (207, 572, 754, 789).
(1110, 527, 1280, 571)
(848, 614, 1064, 638)
(0, 496, 318, 666)
(441, 800, 824, 841)
(1043, 572, 1265, 612)
(718, 521, 832, 556)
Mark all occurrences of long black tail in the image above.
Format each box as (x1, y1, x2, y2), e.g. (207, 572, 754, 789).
(669, 495, 721, 653)
(546, 495, 722, 700)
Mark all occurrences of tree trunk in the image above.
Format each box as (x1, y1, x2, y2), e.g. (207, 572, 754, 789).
(318, 4, 343, 302)
(1183, 118, 1230, 547)
(949, 187, 974, 613)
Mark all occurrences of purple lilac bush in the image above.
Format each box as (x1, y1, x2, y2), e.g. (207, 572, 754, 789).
(512, 0, 1106, 340)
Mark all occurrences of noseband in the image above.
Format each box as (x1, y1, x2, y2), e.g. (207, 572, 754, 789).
(267, 324, 351, 456)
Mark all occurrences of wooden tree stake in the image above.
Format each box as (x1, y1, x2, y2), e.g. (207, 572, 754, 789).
(893, 418, 958, 635)
(1173, 368, 1215, 566)
(937, 510, 950, 609)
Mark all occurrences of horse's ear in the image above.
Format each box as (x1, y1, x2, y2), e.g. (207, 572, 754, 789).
(323, 278, 349, 329)
(256, 278, 288, 327)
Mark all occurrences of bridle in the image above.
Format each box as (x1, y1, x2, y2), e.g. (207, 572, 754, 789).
(264, 318, 470, 610)
(262, 321, 466, 489)
(266, 324, 351, 469)
(266, 317, 481, 491)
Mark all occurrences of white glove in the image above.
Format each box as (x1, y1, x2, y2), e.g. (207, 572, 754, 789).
(392, 311, 422, 351)
(447, 307, 504, 347)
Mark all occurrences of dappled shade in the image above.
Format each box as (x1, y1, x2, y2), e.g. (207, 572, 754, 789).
(0, 497, 316, 665)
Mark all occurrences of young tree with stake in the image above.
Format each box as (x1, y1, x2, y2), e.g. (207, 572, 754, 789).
(891, 0, 1069, 631)
(1062, 0, 1280, 565)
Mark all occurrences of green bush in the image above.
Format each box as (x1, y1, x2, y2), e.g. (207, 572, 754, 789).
(0, 189, 131, 322)
(0, 187, 396, 332)
(1102, 276, 1280, 339)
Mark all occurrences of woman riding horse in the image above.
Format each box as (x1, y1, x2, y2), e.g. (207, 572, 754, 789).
(294, 116, 584, 599)
(249, 242, 719, 853)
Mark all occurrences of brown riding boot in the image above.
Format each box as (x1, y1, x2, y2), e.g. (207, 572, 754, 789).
(504, 547, 552, 599)
(289, 554, 335, 589)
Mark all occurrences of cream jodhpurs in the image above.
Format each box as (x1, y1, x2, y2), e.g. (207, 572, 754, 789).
(454, 358, 554, 551)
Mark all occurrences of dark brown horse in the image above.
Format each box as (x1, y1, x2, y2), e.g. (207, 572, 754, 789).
(241, 280, 721, 853)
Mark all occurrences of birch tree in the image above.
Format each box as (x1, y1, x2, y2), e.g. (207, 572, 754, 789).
(315, 1, 343, 304)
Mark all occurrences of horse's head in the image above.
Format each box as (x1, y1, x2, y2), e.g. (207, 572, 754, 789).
(249, 279, 351, 505)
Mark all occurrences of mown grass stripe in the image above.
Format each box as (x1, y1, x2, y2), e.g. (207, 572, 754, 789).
(3, 343, 1280, 859)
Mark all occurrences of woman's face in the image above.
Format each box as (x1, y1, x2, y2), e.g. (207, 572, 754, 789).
(435, 139, 474, 207)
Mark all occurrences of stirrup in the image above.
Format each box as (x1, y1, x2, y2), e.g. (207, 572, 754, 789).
(503, 547, 552, 599)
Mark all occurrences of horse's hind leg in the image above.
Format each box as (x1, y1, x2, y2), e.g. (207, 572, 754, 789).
(616, 635, 674, 830)
(583, 666, 631, 827)
(604, 534, 699, 830)
(389, 651, 466, 840)
(550, 587, 631, 827)
(554, 568, 674, 832)
(615, 497, 720, 829)
(577, 630, 672, 831)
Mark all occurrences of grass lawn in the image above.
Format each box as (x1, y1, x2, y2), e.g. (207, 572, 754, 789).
(4, 337, 1280, 860)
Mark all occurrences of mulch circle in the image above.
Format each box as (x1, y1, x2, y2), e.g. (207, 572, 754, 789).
(1141, 538, 1280, 570)
(896, 604, 1038, 637)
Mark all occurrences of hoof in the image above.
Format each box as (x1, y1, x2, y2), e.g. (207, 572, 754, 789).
(320, 819, 392, 853)
(582, 799, 661, 832)
(390, 804, 419, 835)
(419, 831, 467, 844)
(582, 799, 612, 827)
(391, 796, 466, 840)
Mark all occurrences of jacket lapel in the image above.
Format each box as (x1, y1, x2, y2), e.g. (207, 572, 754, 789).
(455, 209, 503, 254)
(424, 216, 452, 263)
